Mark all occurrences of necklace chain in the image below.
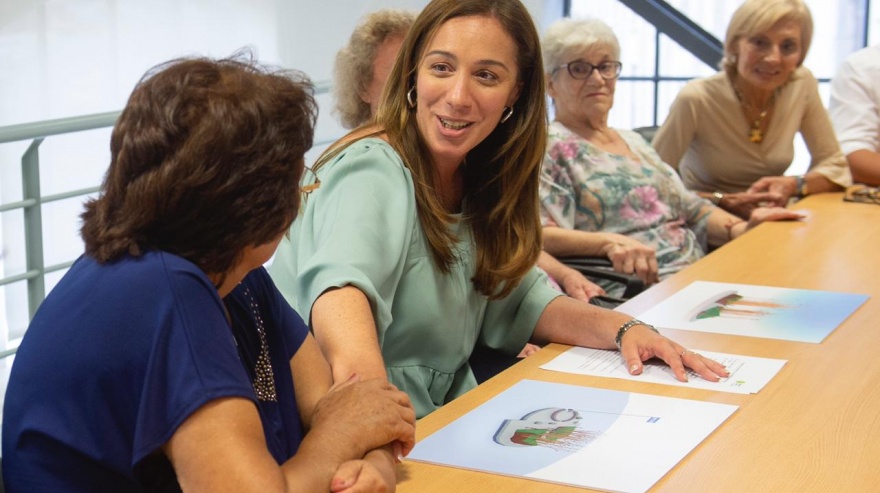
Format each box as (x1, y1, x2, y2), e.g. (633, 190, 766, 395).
(733, 86, 776, 144)
(242, 286, 277, 402)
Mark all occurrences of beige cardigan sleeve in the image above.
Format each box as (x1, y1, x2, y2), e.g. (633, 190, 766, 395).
(798, 70, 852, 187)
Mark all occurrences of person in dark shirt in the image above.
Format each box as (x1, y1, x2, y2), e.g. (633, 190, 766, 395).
(2, 54, 415, 493)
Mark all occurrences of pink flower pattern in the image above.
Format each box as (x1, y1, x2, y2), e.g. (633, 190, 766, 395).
(540, 122, 714, 295)
(619, 185, 669, 224)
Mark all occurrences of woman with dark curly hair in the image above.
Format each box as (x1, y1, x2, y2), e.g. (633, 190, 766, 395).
(2, 55, 415, 493)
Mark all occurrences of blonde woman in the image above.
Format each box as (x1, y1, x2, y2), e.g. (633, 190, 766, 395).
(653, 0, 850, 219)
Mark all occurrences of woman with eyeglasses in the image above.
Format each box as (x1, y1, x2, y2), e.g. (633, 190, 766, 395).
(652, 0, 850, 219)
(537, 17, 803, 299)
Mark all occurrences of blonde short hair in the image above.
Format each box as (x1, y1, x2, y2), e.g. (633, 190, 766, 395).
(332, 9, 416, 129)
(721, 0, 813, 77)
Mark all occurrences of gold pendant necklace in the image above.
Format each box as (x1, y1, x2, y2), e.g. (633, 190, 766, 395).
(734, 86, 775, 144)
(748, 110, 769, 144)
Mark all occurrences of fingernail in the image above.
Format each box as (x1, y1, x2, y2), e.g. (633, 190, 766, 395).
(629, 364, 639, 373)
(333, 478, 353, 489)
(397, 453, 405, 463)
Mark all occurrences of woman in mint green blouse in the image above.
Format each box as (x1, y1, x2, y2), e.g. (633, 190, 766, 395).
(270, 0, 729, 418)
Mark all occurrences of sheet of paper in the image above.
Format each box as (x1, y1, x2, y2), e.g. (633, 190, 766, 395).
(540, 346, 786, 394)
(630, 281, 868, 343)
(409, 379, 737, 493)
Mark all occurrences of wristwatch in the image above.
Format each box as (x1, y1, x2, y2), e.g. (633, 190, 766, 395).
(796, 175, 809, 198)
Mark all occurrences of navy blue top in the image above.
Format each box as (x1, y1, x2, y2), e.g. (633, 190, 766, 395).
(2, 252, 308, 492)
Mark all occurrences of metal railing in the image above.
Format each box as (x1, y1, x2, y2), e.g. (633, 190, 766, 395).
(0, 112, 121, 360)
(0, 81, 332, 360)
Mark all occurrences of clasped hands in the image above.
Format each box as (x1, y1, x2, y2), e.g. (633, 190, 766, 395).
(312, 375, 416, 493)
(722, 175, 800, 219)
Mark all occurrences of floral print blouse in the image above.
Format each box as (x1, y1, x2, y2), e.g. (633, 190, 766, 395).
(540, 121, 713, 294)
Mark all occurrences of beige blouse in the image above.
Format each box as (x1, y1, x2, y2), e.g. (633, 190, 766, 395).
(653, 67, 851, 193)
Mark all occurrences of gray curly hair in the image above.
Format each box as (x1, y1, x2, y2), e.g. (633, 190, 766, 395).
(333, 9, 416, 129)
(542, 17, 620, 76)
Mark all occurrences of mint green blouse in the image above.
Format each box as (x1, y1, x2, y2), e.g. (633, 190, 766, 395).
(270, 138, 560, 417)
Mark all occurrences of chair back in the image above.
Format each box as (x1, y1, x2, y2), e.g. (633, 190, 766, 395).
(633, 125, 659, 144)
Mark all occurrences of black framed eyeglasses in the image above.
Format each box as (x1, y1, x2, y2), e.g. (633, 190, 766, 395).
(554, 60, 622, 80)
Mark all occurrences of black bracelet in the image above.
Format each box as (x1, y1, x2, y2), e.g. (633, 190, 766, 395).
(615, 319, 659, 350)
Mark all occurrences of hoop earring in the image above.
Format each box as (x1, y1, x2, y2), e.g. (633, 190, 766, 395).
(500, 106, 514, 124)
(407, 87, 417, 108)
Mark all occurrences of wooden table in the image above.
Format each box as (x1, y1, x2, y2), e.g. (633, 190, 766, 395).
(396, 193, 880, 492)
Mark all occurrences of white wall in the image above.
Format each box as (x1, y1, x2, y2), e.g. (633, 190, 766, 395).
(0, 0, 556, 352)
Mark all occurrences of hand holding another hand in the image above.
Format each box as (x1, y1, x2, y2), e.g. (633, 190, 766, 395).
(331, 452, 396, 493)
(312, 376, 416, 460)
(717, 191, 785, 219)
(747, 175, 798, 205)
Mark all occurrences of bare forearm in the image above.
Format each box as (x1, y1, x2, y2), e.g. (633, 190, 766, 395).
(531, 296, 629, 349)
(289, 336, 333, 429)
(846, 149, 880, 186)
(706, 207, 747, 247)
(542, 227, 612, 257)
(804, 172, 844, 194)
(537, 251, 578, 282)
(311, 286, 388, 383)
(282, 428, 368, 492)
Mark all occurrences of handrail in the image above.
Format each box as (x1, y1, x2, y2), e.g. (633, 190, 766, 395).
(0, 80, 331, 144)
(0, 111, 121, 145)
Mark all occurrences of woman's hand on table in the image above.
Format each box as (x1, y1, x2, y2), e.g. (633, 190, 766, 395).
(717, 191, 786, 219)
(618, 325, 730, 382)
(746, 207, 806, 230)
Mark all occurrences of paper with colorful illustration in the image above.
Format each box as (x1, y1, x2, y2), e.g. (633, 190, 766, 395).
(630, 281, 868, 343)
(408, 379, 737, 493)
(540, 346, 786, 394)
